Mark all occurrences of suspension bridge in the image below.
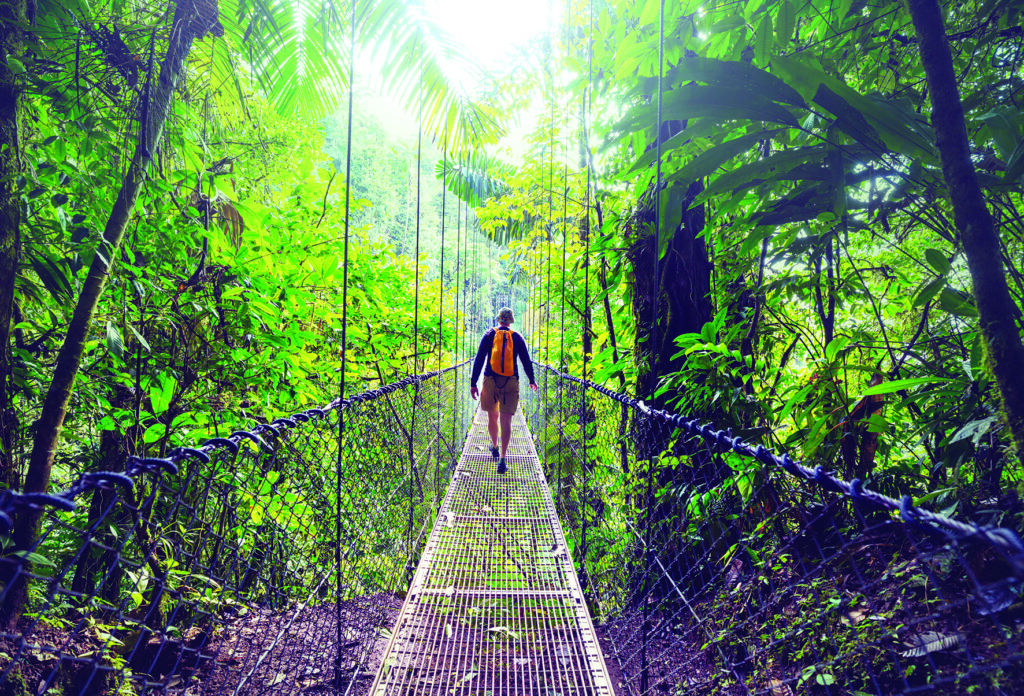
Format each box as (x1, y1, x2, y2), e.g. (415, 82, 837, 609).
(1, 359, 1023, 696)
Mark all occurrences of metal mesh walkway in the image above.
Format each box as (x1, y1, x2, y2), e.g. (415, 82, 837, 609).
(370, 408, 614, 695)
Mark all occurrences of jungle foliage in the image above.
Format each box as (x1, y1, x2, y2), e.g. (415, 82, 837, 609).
(477, 0, 1024, 528)
(2, 0, 1024, 691)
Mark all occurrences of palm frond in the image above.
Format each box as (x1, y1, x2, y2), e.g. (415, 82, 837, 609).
(363, 0, 505, 154)
(435, 152, 517, 207)
(230, 0, 348, 120)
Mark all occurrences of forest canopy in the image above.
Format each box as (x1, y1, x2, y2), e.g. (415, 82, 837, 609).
(0, 0, 1023, 673)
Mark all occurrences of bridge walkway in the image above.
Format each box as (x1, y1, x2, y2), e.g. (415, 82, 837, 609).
(370, 407, 614, 695)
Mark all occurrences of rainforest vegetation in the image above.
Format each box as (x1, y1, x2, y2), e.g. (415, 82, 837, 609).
(1, 0, 1024, 693)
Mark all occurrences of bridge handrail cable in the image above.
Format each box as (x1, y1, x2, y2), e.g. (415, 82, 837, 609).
(534, 361, 1024, 571)
(0, 359, 471, 533)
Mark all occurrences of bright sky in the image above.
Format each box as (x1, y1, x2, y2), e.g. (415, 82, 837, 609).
(425, 0, 555, 73)
(359, 0, 556, 147)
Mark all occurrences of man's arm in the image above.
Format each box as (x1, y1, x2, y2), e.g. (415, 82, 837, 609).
(514, 333, 537, 385)
(470, 331, 491, 389)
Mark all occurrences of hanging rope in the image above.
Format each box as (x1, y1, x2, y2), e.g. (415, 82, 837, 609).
(580, 0, 594, 597)
(407, 91, 424, 585)
(452, 153, 462, 446)
(335, 0, 356, 685)
(436, 138, 447, 509)
(640, 3, 665, 691)
(555, 0, 571, 513)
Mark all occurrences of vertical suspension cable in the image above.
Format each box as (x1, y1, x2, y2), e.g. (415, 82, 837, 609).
(407, 95, 423, 587)
(487, 236, 493, 325)
(334, 0, 356, 686)
(580, 0, 593, 598)
(461, 186, 468, 361)
(641, 2, 666, 692)
(452, 156, 462, 442)
(556, 0, 570, 514)
(436, 138, 447, 511)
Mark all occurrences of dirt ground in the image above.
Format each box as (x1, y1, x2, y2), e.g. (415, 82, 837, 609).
(188, 592, 402, 696)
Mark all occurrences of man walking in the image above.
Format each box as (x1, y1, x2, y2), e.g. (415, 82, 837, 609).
(470, 307, 538, 474)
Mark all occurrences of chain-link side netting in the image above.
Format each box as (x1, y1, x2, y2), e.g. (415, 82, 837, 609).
(0, 363, 472, 696)
(527, 363, 1024, 696)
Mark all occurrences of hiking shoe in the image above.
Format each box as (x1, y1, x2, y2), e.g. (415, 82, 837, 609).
(497, 458, 507, 474)
(489, 444, 499, 459)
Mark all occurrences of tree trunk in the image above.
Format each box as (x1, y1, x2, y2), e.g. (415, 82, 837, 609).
(631, 178, 714, 409)
(907, 0, 1024, 458)
(0, 0, 28, 492)
(3, 0, 206, 628)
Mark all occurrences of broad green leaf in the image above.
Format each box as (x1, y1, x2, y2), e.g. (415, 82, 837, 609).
(939, 287, 978, 317)
(773, 55, 936, 160)
(29, 253, 73, 302)
(698, 145, 825, 200)
(665, 130, 781, 185)
(143, 423, 166, 444)
(813, 85, 886, 153)
(755, 13, 773, 66)
(128, 325, 151, 352)
(924, 248, 951, 275)
(776, 0, 794, 46)
(151, 375, 176, 415)
(912, 277, 945, 308)
(13, 550, 55, 567)
(1004, 138, 1024, 182)
(623, 118, 730, 176)
(672, 58, 805, 107)
(859, 377, 947, 396)
(950, 416, 998, 445)
(710, 14, 745, 34)
(662, 84, 799, 127)
(5, 57, 26, 74)
(825, 336, 850, 361)
(106, 321, 124, 360)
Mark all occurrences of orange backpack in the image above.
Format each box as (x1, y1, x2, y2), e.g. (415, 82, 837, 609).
(489, 327, 517, 377)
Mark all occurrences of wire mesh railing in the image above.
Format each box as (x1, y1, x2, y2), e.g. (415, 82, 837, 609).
(0, 362, 471, 696)
(528, 362, 1024, 696)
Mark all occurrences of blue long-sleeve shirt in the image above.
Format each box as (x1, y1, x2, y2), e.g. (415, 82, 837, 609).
(470, 327, 536, 388)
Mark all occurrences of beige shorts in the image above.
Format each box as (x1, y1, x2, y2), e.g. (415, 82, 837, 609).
(481, 375, 519, 414)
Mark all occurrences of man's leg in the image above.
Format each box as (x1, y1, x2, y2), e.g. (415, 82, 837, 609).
(488, 409, 500, 448)
(499, 412, 513, 459)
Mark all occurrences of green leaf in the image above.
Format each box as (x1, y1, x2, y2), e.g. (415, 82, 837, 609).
(664, 84, 799, 127)
(775, 0, 794, 46)
(50, 192, 68, 207)
(150, 374, 176, 415)
(924, 248, 951, 275)
(755, 13, 773, 66)
(124, 324, 150, 354)
(106, 321, 124, 360)
(950, 416, 997, 445)
(859, 377, 946, 396)
(5, 57, 26, 75)
(825, 336, 850, 361)
(672, 57, 805, 107)
(637, 0, 661, 25)
(623, 118, 727, 176)
(699, 145, 825, 200)
(912, 277, 944, 308)
(709, 14, 745, 34)
(29, 253, 73, 302)
(666, 130, 781, 186)
(813, 85, 886, 152)
(143, 423, 166, 444)
(1004, 137, 1024, 182)
(13, 550, 55, 567)
(773, 55, 936, 160)
(938, 287, 978, 317)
